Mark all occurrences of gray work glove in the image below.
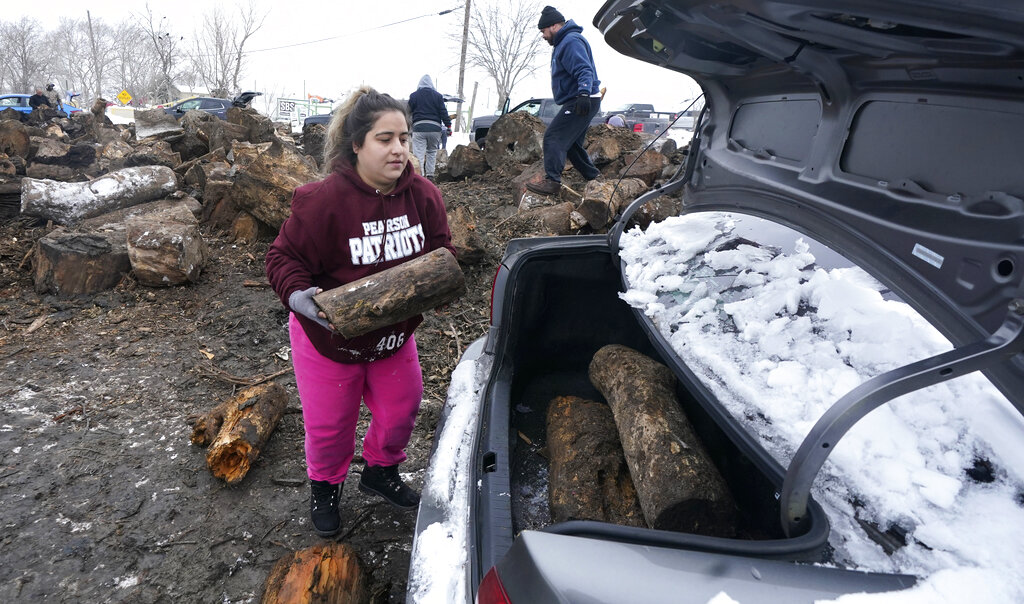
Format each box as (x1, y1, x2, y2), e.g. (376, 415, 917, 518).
(288, 287, 331, 330)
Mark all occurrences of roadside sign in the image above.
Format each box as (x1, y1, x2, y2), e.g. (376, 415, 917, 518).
(116, 89, 132, 106)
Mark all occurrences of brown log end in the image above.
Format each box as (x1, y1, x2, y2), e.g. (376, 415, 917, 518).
(206, 440, 254, 483)
(260, 543, 368, 604)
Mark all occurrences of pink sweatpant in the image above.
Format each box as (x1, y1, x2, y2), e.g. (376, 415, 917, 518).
(289, 313, 423, 484)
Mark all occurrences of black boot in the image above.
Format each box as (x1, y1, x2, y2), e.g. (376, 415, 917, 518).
(310, 479, 342, 537)
(358, 464, 420, 510)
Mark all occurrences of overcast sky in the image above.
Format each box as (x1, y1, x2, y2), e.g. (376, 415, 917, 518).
(11, 0, 701, 114)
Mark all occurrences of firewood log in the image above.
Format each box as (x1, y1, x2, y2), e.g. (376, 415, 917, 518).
(314, 247, 465, 339)
(589, 344, 737, 536)
(261, 543, 368, 604)
(546, 395, 644, 526)
(193, 383, 288, 483)
(20, 165, 178, 225)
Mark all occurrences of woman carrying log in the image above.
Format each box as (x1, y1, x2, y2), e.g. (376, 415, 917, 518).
(265, 86, 455, 537)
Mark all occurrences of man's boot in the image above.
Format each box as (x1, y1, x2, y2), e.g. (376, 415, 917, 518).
(358, 464, 420, 510)
(310, 479, 342, 537)
(525, 178, 561, 196)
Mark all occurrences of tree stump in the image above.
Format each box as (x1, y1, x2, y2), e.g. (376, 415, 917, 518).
(190, 382, 288, 483)
(32, 225, 131, 296)
(314, 247, 466, 339)
(261, 543, 368, 604)
(589, 344, 737, 536)
(546, 395, 645, 526)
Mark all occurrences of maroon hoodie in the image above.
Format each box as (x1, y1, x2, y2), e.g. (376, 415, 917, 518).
(265, 163, 455, 363)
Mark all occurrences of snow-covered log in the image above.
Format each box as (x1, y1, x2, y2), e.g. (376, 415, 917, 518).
(20, 165, 178, 225)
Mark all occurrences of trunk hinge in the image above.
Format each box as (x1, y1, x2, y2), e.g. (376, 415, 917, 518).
(780, 299, 1024, 537)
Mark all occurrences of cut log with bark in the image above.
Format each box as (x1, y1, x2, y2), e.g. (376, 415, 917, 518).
(314, 247, 466, 339)
(33, 225, 131, 296)
(125, 203, 208, 286)
(447, 205, 488, 265)
(589, 344, 737, 536)
(546, 395, 645, 526)
(260, 543, 368, 604)
(191, 382, 288, 483)
(575, 178, 648, 230)
(20, 165, 179, 225)
(230, 139, 320, 230)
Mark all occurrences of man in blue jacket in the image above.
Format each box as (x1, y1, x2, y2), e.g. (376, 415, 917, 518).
(526, 6, 602, 196)
(408, 75, 452, 179)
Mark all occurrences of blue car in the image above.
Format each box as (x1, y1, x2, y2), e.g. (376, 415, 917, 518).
(0, 93, 81, 115)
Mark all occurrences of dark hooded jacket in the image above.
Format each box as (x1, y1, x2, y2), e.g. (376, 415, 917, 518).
(408, 75, 452, 133)
(549, 20, 601, 105)
(265, 164, 455, 363)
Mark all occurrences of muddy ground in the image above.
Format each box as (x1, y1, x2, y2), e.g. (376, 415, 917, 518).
(0, 173, 534, 603)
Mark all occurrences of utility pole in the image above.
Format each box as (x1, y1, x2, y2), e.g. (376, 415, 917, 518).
(86, 11, 102, 99)
(455, 1, 471, 132)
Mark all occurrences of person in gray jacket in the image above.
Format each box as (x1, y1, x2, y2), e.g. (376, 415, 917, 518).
(408, 75, 452, 179)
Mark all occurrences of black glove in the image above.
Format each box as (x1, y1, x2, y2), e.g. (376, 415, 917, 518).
(288, 286, 331, 330)
(574, 94, 592, 116)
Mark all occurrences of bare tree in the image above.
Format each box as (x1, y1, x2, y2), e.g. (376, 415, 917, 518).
(109, 19, 159, 105)
(189, 1, 267, 98)
(136, 5, 186, 103)
(460, 0, 545, 109)
(49, 18, 96, 101)
(0, 17, 51, 92)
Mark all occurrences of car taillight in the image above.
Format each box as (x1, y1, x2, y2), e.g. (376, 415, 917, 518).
(476, 567, 511, 604)
(633, 123, 643, 132)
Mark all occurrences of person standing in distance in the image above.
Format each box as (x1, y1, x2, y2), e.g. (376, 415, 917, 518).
(525, 6, 603, 196)
(407, 74, 451, 179)
(265, 86, 456, 538)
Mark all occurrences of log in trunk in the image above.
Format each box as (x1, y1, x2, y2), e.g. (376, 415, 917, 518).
(546, 395, 645, 526)
(194, 382, 288, 483)
(261, 543, 368, 604)
(314, 247, 466, 339)
(589, 344, 737, 536)
(20, 165, 178, 225)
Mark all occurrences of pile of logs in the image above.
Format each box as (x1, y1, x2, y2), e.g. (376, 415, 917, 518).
(0, 102, 323, 296)
(546, 344, 738, 537)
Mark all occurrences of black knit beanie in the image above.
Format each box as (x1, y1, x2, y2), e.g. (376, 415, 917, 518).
(538, 6, 565, 29)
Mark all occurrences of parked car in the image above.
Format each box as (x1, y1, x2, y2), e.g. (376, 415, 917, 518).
(162, 91, 261, 120)
(0, 94, 82, 115)
(408, 0, 1024, 602)
(470, 97, 607, 147)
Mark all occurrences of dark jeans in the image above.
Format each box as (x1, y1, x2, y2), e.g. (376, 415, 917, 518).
(542, 98, 602, 183)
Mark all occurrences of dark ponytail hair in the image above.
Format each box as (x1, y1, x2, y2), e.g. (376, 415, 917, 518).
(323, 86, 411, 173)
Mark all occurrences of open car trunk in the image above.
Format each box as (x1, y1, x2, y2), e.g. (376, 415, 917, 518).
(471, 235, 848, 587)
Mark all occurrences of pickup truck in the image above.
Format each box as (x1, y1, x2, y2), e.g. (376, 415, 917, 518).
(471, 97, 606, 147)
(605, 103, 676, 135)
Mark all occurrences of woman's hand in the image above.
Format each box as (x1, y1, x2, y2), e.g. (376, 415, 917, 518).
(288, 287, 332, 330)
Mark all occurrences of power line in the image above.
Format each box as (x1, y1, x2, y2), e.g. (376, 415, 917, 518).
(243, 6, 462, 55)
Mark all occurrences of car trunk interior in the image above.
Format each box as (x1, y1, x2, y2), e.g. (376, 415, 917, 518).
(489, 242, 829, 562)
